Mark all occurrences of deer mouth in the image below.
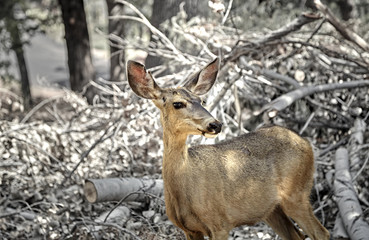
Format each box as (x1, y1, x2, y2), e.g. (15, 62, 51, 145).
(198, 129, 218, 138)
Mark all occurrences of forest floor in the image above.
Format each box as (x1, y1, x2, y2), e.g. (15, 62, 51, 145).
(1, 1, 369, 240)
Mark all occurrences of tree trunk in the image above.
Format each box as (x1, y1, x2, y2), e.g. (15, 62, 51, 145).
(106, 0, 125, 81)
(58, 0, 96, 103)
(145, 0, 178, 68)
(14, 43, 32, 110)
(5, 6, 32, 110)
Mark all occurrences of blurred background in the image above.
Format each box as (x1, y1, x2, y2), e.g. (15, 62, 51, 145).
(1, 0, 368, 108)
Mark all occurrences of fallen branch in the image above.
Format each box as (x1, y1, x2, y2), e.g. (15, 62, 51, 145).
(226, 13, 321, 62)
(84, 178, 163, 203)
(112, 0, 190, 64)
(255, 12, 321, 45)
(333, 147, 369, 240)
(239, 56, 300, 89)
(0, 207, 36, 221)
(314, 0, 369, 52)
(260, 80, 369, 115)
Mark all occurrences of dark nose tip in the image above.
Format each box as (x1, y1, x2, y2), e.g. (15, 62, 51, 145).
(207, 121, 222, 134)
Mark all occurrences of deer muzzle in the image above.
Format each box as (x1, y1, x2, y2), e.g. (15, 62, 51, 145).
(207, 121, 222, 134)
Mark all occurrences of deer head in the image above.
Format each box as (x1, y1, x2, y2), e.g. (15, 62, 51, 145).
(126, 58, 222, 138)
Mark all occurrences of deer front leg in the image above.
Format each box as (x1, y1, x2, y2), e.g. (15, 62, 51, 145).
(185, 231, 204, 240)
(210, 230, 229, 240)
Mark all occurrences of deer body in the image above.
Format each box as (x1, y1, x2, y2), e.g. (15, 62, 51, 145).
(127, 59, 330, 240)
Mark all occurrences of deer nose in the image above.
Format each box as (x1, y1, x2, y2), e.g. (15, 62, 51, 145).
(207, 121, 222, 134)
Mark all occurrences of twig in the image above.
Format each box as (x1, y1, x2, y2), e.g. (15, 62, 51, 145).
(62, 116, 122, 184)
(0, 88, 23, 102)
(209, 73, 240, 112)
(0, 121, 40, 138)
(352, 153, 369, 181)
(0, 201, 50, 219)
(221, 0, 233, 25)
(306, 97, 352, 123)
(255, 13, 321, 45)
(74, 220, 142, 240)
(314, 177, 325, 224)
(104, 192, 137, 223)
(21, 96, 62, 124)
(280, 40, 368, 69)
(63, 131, 114, 183)
(299, 111, 315, 135)
(10, 135, 63, 171)
(279, 113, 350, 130)
(225, 13, 321, 63)
(113, 0, 188, 63)
(90, 79, 125, 97)
(306, 18, 326, 43)
(319, 136, 349, 157)
(239, 56, 300, 89)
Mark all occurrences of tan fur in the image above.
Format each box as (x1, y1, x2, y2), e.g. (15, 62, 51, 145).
(126, 59, 330, 240)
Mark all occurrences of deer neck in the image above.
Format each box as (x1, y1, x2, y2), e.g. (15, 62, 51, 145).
(161, 121, 189, 180)
(162, 128, 188, 163)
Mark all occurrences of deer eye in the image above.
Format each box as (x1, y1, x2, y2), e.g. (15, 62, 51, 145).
(173, 102, 185, 109)
(201, 100, 207, 105)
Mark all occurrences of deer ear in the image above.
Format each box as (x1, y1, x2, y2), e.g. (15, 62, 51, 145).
(183, 58, 219, 95)
(126, 60, 162, 99)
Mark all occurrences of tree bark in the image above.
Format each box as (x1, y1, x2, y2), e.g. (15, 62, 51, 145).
(145, 0, 178, 68)
(106, 0, 125, 81)
(58, 0, 96, 103)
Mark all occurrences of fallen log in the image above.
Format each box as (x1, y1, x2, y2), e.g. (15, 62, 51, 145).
(332, 119, 366, 239)
(333, 216, 349, 240)
(84, 178, 163, 203)
(334, 147, 369, 240)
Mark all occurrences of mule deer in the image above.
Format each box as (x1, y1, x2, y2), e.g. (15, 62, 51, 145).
(126, 58, 330, 240)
